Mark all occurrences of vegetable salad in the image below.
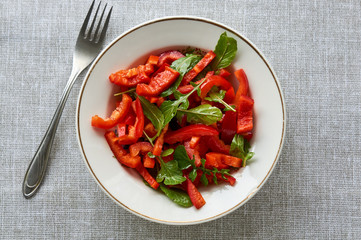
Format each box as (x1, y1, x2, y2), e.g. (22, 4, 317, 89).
(91, 32, 254, 209)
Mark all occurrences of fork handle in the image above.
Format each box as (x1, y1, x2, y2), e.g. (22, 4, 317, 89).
(23, 67, 82, 198)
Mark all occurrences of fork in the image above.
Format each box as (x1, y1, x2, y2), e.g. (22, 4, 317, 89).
(22, 1, 112, 199)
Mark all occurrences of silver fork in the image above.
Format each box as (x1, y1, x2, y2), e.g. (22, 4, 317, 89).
(23, 1, 112, 199)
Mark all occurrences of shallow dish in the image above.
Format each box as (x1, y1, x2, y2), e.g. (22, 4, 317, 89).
(76, 16, 285, 225)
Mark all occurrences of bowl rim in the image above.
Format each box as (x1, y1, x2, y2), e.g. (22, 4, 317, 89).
(76, 15, 286, 225)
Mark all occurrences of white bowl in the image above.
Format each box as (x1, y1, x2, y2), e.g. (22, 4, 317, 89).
(76, 16, 285, 225)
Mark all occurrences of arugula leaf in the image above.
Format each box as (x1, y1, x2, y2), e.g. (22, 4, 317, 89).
(160, 77, 207, 127)
(205, 90, 236, 112)
(161, 148, 174, 157)
(160, 54, 202, 97)
(114, 88, 136, 96)
(212, 32, 238, 70)
(178, 104, 222, 125)
(173, 145, 193, 170)
(156, 159, 186, 185)
(138, 96, 164, 136)
(224, 104, 236, 112)
(159, 184, 192, 208)
(230, 134, 254, 167)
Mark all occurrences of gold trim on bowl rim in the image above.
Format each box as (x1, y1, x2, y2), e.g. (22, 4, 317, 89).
(76, 16, 286, 225)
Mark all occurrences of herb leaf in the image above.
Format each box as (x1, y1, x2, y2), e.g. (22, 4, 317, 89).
(159, 184, 192, 208)
(178, 104, 223, 125)
(212, 32, 237, 70)
(161, 148, 174, 157)
(173, 145, 193, 170)
(156, 159, 186, 185)
(160, 54, 202, 97)
(205, 90, 236, 112)
(229, 134, 254, 167)
(138, 96, 165, 135)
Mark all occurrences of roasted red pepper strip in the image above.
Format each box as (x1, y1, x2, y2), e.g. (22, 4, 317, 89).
(144, 122, 157, 138)
(185, 176, 205, 209)
(164, 124, 219, 144)
(105, 131, 141, 168)
(157, 51, 184, 67)
(206, 152, 242, 168)
(153, 124, 169, 156)
(220, 111, 237, 144)
(129, 142, 153, 157)
(181, 51, 216, 86)
(91, 94, 132, 129)
(189, 136, 200, 149)
(117, 97, 145, 145)
(117, 123, 127, 137)
(200, 75, 232, 98)
(215, 173, 236, 186)
(237, 95, 254, 134)
(136, 66, 180, 97)
(135, 164, 159, 189)
(234, 69, 249, 106)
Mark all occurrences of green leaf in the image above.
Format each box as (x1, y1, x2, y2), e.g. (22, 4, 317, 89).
(138, 96, 165, 135)
(160, 54, 202, 97)
(173, 145, 193, 170)
(212, 32, 238, 70)
(147, 152, 156, 158)
(189, 169, 197, 182)
(205, 90, 236, 112)
(224, 104, 236, 112)
(200, 174, 209, 186)
(161, 148, 174, 157)
(156, 160, 186, 185)
(178, 104, 223, 125)
(114, 88, 136, 96)
(229, 134, 254, 167)
(159, 184, 192, 207)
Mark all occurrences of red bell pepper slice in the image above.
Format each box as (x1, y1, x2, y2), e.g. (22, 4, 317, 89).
(143, 154, 155, 168)
(135, 164, 159, 189)
(177, 85, 194, 94)
(205, 152, 229, 169)
(146, 55, 159, 65)
(234, 69, 249, 105)
(237, 95, 254, 134)
(105, 131, 141, 168)
(223, 87, 235, 104)
(202, 135, 230, 154)
(136, 66, 180, 97)
(129, 142, 153, 157)
(200, 75, 232, 98)
(117, 123, 126, 137)
(117, 97, 145, 145)
(157, 50, 184, 67)
(220, 111, 237, 144)
(144, 122, 157, 138)
(215, 173, 236, 186)
(184, 140, 201, 167)
(153, 124, 169, 156)
(91, 94, 132, 129)
(181, 51, 216, 86)
(164, 124, 219, 144)
(189, 136, 200, 149)
(206, 152, 242, 168)
(109, 64, 154, 87)
(218, 68, 231, 78)
(185, 176, 205, 209)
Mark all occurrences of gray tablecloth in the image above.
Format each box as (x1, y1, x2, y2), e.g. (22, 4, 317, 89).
(1, 0, 360, 239)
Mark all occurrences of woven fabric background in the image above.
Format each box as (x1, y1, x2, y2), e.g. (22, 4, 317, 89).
(1, 0, 360, 239)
